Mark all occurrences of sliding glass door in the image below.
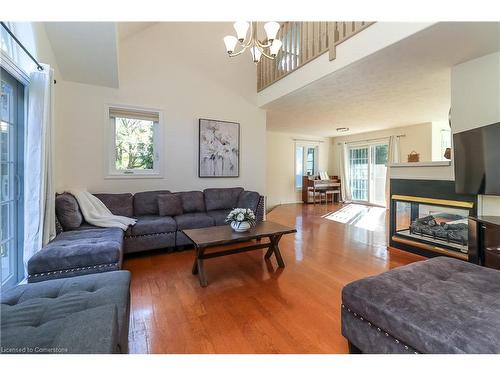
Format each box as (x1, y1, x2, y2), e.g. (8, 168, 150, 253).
(1, 67, 24, 287)
(349, 147, 369, 201)
(348, 143, 388, 206)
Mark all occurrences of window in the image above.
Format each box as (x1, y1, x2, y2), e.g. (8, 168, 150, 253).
(295, 143, 319, 190)
(441, 129, 451, 159)
(306, 147, 315, 175)
(348, 143, 388, 206)
(107, 106, 163, 178)
(1, 22, 16, 59)
(1, 67, 24, 288)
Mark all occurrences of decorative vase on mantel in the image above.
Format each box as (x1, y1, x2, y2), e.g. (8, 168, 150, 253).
(225, 208, 256, 233)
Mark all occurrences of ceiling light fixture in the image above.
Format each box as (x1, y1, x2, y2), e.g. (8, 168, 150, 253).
(336, 127, 350, 133)
(224, 21, 282, 64)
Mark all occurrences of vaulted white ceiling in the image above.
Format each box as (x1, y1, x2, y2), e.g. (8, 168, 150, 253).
(44, 22, 119, 88)
(117, 22, 157, 40)
(265, 22, 500, 137)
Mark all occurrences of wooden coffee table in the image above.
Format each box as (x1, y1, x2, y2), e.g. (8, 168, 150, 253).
(183, 221, 296, 287)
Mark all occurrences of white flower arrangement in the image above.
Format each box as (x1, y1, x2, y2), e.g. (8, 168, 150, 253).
(225, 208, 256, 226)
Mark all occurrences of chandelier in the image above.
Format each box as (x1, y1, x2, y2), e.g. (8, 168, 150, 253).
(223, 21, 283, 63)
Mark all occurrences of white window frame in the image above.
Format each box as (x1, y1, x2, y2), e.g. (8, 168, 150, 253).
(347, 140, 389, 206)
(1, 21, 29, 86)
(1, 22, 19, 65)
(105, 104, 164, 179)
(294, 142, 319, 191)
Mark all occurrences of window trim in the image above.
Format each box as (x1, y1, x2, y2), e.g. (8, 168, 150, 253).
(1, 22, 29, 85)
(294, 142, 320, 191)
(1, 51, 30, 86)
(1, 67, 25, 288)
(104, 104, 164, 179)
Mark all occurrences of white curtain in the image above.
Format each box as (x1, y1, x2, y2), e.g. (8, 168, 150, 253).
(23, 64, 56, 270)
(339, 142, 351, 202)
(384, 135, 400, 207)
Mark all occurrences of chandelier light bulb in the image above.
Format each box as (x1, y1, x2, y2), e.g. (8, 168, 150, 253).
(264, 22, 280, 42)
(269, 39, 283, 57)
(233, 21, 249, 42)
(223, 35, 238, 54)
(250, 46, 262, 63)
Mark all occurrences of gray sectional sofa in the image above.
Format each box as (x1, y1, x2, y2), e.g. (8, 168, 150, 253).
(341, 257, 500, 354)
(1, 271, 131, 354)
(27, 187, 264, 283)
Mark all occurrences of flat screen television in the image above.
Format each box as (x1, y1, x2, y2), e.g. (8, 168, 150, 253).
(454, 122, 500, 195)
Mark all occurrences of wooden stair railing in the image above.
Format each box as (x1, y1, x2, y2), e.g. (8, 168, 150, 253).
(257, 21, 374, 92)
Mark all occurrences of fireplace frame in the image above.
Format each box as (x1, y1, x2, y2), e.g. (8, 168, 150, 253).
(389, 179, 477, 261)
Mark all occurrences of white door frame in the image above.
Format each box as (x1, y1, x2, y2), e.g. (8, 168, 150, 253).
(347, 141, 388, 207)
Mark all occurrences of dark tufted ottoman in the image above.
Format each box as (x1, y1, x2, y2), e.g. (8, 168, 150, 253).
(27, 227, 124, 283)
(341, 257, 500, 354)
(1, 271, 131, 354)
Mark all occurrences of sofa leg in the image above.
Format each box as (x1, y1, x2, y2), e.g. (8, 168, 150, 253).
(348, 341, 362, 354)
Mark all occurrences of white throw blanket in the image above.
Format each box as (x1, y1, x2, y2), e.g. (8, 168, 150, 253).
(68, 190, 136, 230)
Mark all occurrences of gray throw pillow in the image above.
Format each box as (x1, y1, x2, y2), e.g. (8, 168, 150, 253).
(158, 193, 183, 217)
(55, 193, 83, 230)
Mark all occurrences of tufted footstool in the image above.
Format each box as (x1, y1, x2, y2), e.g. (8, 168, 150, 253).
(341, 257, 500, 354)
(1, 271, 131, 354)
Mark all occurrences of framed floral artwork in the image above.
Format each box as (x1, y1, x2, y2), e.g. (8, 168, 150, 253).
(198, 118, 240, 177)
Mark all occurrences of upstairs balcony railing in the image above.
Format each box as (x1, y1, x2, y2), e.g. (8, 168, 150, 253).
(257, 21, 374, 91)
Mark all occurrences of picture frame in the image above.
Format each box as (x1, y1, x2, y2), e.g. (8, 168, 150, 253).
(198, 118, 240, 178)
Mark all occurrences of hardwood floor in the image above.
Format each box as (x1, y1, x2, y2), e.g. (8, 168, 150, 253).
(123, 203, 424, 354)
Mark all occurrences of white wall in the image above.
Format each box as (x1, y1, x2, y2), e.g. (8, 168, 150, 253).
(451, 51, 500, 134)
(329, 123, 433, 176)
(266, 131, 330, 209)
(451, 51, 500, 215)
(389, 162, 454, 181)
(54, 23, 266, 194)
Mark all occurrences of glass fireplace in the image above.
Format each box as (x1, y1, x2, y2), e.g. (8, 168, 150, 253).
(392, 196, 474, 256)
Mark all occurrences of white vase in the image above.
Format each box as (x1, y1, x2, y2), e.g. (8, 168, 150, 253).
(231, 220, 251, 232)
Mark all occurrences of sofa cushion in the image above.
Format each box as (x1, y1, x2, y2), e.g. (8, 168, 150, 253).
(158, 193, 183, 217)
(1, 271, 131, 353)
(177, 191, 206, 213)
(206, 209, 231, 226)
(342, 257, 500, 354)
(133, 190, 170, 216)
(130, 216, 177, 236)
(27, 228, 123, 277)
(69, 223, 129, 237)
(237, 191, 260, 212)
(124, 232, 176, 253)
(174, 213, 215, 230)
(93, 193, 134, 217)
(203, 187, 244, 211)
(55, 193, 83, 230)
